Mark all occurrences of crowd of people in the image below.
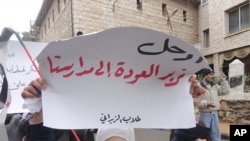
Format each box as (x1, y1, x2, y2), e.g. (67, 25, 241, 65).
(2, 67, 230, 141)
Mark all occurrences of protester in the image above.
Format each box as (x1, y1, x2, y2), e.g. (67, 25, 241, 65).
(170, 74, 211, 141)
(170, 123, 211, 141)
(198, 68, 230, 141)
(5, 112, 95, 141)
(6, 77, 95, 141)
(5, 74, 205, 141)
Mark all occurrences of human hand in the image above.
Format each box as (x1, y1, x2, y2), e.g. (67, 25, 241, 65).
(207, 102, 216, 107)
(189, 74, 206, 98)
(21, 78, 47, 99)
(220, 73, 227, 81)
(22, 78, 46, 114)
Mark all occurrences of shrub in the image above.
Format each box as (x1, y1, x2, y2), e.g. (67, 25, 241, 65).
(213, 76, 221, 85)
(246, 74, 250, 86)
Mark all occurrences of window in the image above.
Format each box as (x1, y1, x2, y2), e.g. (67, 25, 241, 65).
(137, 0, 142, 10)
(58, 0, 60, 13)
(228, 3, 250, 33)
(183, 10, 187, 22)
(48, 18, 50, 28)
(202, 0, 208, 5)
(44, 24, 46, 34)
(162, 3, 167, 16)
(203, 29, 209, 47)
(52, 9, 55, 22)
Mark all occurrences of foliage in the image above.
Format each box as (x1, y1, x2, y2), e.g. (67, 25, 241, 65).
(196, 73, 203, 82)
(212, 76, 221, 85)
(246, 74, 250, 86)
(195, 72, 221, 85)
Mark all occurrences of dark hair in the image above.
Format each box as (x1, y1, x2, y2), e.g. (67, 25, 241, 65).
(200, 68, 214, 77)
(77, 31, 83, 36)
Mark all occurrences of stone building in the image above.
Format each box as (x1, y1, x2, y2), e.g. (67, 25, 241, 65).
(198, 0, 250, 77)
(34, 0, 200, 46)
(33, 0, 250, 76)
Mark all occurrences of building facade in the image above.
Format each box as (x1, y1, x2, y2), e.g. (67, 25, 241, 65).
(198, 0, 250, 76)
(34, 0, 200, 45)
(33, 0, 250, 76)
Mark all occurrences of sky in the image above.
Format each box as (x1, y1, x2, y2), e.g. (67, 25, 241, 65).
(0, 0, 43, 36)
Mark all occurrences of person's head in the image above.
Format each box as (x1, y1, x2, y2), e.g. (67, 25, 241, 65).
(200, 68, 215, 83)
(96, 128, 135, 141)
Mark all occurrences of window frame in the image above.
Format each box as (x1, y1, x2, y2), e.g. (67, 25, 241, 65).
(201, 0, 208, 5)
(203, 29, 210, 48)
(162, 3, 167, 16)
(228, 3, 250, 34)
(137, 0, 142, 10)
(183, 10, 187, 22)
(58, 0, 60, 13)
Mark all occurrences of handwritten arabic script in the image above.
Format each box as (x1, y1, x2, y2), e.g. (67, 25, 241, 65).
(6, 65, 36, 75)
(2, 65, 36, 90)
(100, 113, 141, 124)
(138, 38, 203, 64)
(47, 55, 187, 87)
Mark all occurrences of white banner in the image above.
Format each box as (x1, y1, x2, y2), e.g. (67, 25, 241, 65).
(37, 27, 209, 129)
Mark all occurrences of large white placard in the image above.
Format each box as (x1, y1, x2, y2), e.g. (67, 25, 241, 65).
(37, 27, 209, 129)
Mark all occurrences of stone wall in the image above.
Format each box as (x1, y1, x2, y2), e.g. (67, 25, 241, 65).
(38, 0, 200, 44)
(199, 0, 250, 77)
(219, 93, 250, 124)
(245, 85, 250, 93)
(200, 0, 250, 56)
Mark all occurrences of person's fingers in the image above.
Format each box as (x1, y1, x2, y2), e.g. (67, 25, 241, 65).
(191, 81, 205, 98)
(190, 79, 198, 95)
(193, 91, 204, 105)
(21, 85, 40, 98)
(32, 78, 47, 90)
(21, 78, 46, 98)
(189, 74, 197, 82)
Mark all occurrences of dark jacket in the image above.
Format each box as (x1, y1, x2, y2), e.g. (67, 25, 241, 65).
(171, 124, 211, 141)
(6, 114, 95, 141)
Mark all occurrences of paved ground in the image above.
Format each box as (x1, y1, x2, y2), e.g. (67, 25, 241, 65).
(135, 129, 171, 141)
(134, 128, 229, 141)
(220, 122, 230, 136)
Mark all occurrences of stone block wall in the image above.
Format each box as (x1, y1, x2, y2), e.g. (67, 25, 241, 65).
(73, 0, 199, 44)
(198, 0, 250, 76)
(38, 0, 73, 42)
(200, 0, 250, 56)
(245, 85, 250, 93)
(219, 98, 250, 124)
(38, 0, 200, 44)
